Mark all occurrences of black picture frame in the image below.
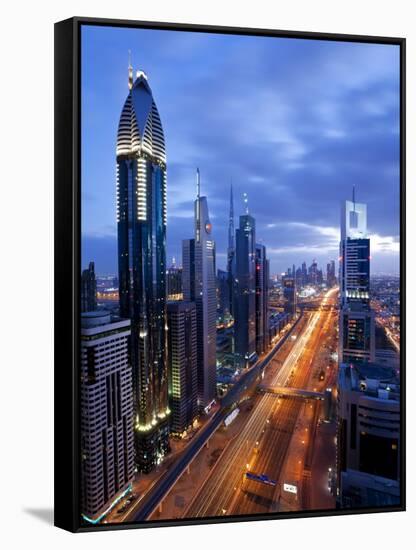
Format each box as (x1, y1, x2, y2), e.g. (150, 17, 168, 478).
(54, 16, 406, 533)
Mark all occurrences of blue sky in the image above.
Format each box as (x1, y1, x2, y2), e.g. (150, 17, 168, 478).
(81, 25, 400, 276)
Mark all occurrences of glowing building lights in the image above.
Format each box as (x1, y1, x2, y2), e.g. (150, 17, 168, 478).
(117, 66, 169, 473)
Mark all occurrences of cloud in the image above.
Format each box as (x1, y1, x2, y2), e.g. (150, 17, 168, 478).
(369, 233, 400, 254)
(81, 28, 400, 274)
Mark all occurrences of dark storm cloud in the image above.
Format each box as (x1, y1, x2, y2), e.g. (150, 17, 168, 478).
(81, 27, 400, 275)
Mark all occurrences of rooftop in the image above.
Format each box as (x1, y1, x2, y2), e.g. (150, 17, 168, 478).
(339, 361, 400, 401)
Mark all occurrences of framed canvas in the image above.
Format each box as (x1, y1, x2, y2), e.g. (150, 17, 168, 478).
(54, 16, 405, 532)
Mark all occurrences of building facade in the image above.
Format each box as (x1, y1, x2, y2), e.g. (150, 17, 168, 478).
(116, 67, 169, 472)
(227, 184, 236, 318)
(234, 213, 257, 366)
(182, 169, 217, 408)
(255, 243, 269, 355)
(282, 275, 297, 318)
(327, 259, 337, 288)
(81, 261, 97, 313)
(80, 312, 135, 521)
(308, 259, 318, 286)
(217, 268, 230, 320)
(339, 198, 375, 364)
(167, 301, 198, 434)
(167, 260, 183, 301)
(337, 362, 400, 507)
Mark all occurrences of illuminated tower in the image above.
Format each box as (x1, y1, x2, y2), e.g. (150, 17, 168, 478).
(234, 194, 257, 366)
(167, 301, 198, 434)
(116, 60, 169, 472)
(182, 169, 217, 407)
(255, 243, 269, 354)
(339, 188, 375, 364)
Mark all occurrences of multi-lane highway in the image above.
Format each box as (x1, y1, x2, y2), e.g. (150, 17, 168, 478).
(126, 312, 304, 522)
(184, 288, 338, 518)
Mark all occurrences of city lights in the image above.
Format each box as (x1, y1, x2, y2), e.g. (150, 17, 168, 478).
(79, 36, 401, 527)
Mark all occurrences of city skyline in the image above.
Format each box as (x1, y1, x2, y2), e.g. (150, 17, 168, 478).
(78, 24, 401, 525)
(81, 26, 400, 276)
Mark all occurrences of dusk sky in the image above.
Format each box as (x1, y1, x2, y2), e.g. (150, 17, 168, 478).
(81, 25, 400, 276)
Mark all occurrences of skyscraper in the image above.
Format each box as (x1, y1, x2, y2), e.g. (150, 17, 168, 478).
(227, 184, 236, 318)
(234, 209, 256, 366)
(167, 258, 183, 300)
(339, 193, 375, 364)
(182, 169, 217, 408)
(80, 312, 134, 521)
(81, 261, 97, 313)
(217, 268, 230, 319)
(308, 259, 318, 286)
(337, 361, 400, 507)
(116, 64, 169, 472)
(301, 261, 308, 287)
(167, 301, 198, 434)
(327, 260, 336, 288)
(255, 243, 269, 355)
(282, 275, 297, 317)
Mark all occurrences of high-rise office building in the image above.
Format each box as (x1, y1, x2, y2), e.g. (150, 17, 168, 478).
(339, 194, 375, 364)
(255, 243, 269, 355)
(234, 211, 256, 365)
(337, 361, 400, 507)
(227, 184, 236, 318)
(301, 261, 308, 287)
(167, 258, 183, 300)
(182, 169, 217, 408)
(308, 259, 318, 285)
(282, 275, 297, 317)
(327, 260, 336, 287)
(80, 312, 135, 521)
(81, 261, 97, 312)
(167, 301, 198, 434)
(217, 268, 230, 319)
(295, 267, 303, 288)
(116, 65, 169, 472)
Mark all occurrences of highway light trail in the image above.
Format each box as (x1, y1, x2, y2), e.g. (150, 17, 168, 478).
(184, 290, 336, 518)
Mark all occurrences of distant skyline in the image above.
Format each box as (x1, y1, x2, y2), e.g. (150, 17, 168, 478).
(81, 25, 400, 276)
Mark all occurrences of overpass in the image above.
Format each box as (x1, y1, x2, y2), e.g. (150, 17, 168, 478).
(257, 385, 326, 400)
(127, 313, 305, 522)
(297, 302, 335, 312)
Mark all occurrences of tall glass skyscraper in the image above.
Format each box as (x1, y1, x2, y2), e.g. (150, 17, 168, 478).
(116, 65, 169, 473)
(234, 213, 257, 366)
(227, 184, 235, 318)
(282, 274, 297, 318)
(167, 301, 198, 434)
(255, 243, 269, 355)
(81, 261, 97, 313)
(339, 194, 375, 364)
(182, 170, 217, 408)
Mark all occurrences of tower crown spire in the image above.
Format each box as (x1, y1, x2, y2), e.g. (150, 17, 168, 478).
(195, 168, 201, 242)
(196, 167, 201, 199)
(228, 182, 235, 253)
(243, 192, 249, 215)
(128, 50, 133, 90)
